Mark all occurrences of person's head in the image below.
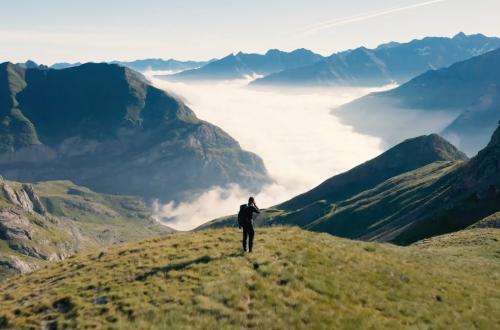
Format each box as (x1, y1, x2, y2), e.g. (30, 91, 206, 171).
(248, 197, 255, 205)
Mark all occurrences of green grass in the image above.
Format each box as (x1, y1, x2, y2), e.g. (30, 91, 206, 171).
(0, 180, 173, 279)
(1, 227, 498, 329)
(414, 228, 500, 260)
(33, 180, 172, 241)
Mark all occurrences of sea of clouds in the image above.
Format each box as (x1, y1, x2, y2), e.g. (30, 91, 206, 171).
(146, 73, 392, 230)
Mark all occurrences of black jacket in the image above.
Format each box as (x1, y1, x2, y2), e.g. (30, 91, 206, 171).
(244, 204, 260, 226)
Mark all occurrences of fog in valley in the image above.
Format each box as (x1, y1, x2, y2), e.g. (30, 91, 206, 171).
(143, 73, 400, 230)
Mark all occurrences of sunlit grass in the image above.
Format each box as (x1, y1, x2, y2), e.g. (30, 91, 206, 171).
(0, 227, 499, 329)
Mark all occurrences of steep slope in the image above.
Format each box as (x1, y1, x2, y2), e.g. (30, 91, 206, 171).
(200, 134, 467, 231)
(392, 122, 500, 243)
(162, 49, 323, 81)
(0, 178, 172, 279)
(279, 134, 467, 211)
(301, 125, 500, 244)
(0, 62, 269, 202)
(0, 227, 498, 329)
(252, 33, 500, 87)
(202, 126, 500, 244)
(338, 48, 500, 155)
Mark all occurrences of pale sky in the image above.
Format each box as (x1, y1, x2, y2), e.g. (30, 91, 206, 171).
(1, 0, 499, 65)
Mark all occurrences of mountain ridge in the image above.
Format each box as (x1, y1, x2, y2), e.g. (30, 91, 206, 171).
(0, 62, 270, 202)
(161, 48, 324, 82)
(337, 47, 500, 155)
(251, 33, 500, 87)
(201, 126, 500, 245)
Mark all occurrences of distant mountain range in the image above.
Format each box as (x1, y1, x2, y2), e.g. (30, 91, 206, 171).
(0, 62, 269, 202)
(338, 47, 500, 155)
(50, 58, 210, 72)
(0, 178, 173, 278)
(111, 58, 212, 72)
(251, 33, 500, 87)
(159, 49, 324, 82)
(202, 124, 500, 245)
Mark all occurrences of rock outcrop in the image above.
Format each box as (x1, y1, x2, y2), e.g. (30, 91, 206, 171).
(0, 179, 173, 279)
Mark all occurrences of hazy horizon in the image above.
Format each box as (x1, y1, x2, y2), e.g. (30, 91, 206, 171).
(2, 0, 500, 65)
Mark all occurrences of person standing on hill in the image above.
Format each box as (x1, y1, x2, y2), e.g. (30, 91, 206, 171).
(238, 197, 260, 253)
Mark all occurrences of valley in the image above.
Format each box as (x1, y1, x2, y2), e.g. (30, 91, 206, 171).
(1, 3, 500, 326)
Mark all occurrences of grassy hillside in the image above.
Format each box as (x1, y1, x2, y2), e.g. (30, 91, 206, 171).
(0, 227, 498, 329)
(0, 179, 172, 279)
(204, 125, 500, 245)
(33, 180, 170, 244)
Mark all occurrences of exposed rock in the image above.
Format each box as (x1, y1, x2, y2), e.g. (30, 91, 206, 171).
(0, 210, 33, 240)
(8, 257, 39, 273)
(0, 179, 174, 278)
(22, 184, 46, 215)
(15, 189, 34, 213)
(2, 184, 20, 206)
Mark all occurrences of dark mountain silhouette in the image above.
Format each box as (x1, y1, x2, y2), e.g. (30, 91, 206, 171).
(201, 126, 500, 245)
(252, 33, 500, 87)
(161, 49, 324, 81)
(0, 62, 269, 202)
(338, 48, 500, 155)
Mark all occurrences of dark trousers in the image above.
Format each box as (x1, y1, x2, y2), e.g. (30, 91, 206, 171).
(242, 225, 255, 252)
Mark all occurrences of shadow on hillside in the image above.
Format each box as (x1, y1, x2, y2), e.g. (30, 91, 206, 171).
(135, 253, 242, 281)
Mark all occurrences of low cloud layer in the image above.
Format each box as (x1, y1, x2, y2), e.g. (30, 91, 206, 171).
(146, 74, 389, 230)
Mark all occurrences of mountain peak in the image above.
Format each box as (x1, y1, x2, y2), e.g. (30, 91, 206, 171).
(278, 133, 465, 211)
(0, 63, 270, 201)
(265, 49, 283, 55)
(453, 32, 467, 39)
(252, 33, 500, 88)
(380, 133, 468, 164)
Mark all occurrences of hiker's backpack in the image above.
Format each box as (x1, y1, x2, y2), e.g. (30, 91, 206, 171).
(237, 204, 248, 227)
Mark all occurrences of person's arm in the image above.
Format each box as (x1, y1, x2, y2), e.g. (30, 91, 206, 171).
(252, 203, 260, 214)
